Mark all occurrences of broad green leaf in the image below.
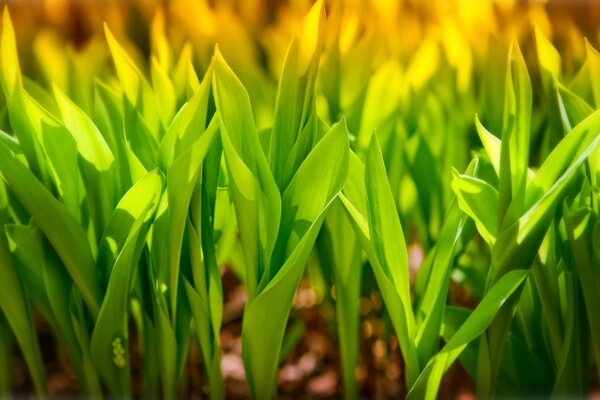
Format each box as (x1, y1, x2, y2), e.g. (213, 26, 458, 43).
(8, 224, 102, 396)
(22, 77, 59, 117)
(475, 115, 535, 183)
(213, 47, 281, 299)
(154, 301, 178, 398)
(415, 199, 467, 367)
(524, 109, 600, 215)
(481, 110, 600, 397)
(0, 129, 18, 154)
(53, 84, 114, 171)
(586, 39, 600, 108)
(0, 9, 21, 99)
(366, 135, 411, 303)
(242, 211, 331, 400)
(6, 224, 55, 320)
(452, 171, 498, 244)
(491, 124, 600, 284)
(498, 40, 532, 229)
(93, 80, 131, 190)
(0, 140, 100, 316)
(365, 135, 419, 384)
(242, 120, 348, 400)
(556, 81, 594, 131)
(563, 203, 600, 381)
(0, 314, 10, 396)
(150, 56, 176, 125)
(358, 60, 403, 148)
(91, 170, 163, 396)
(534, 26, 561, 85)
(150, 10, 171, 71)
(281, 112, 323, 189)
(321, 200, 362, 398)
(136, 307, 160, 397)
(184, 278, 224, 399)
(269, 0, 324, 189)
(170, 43, 194, 103)
(104, 24, 163, 137)
(554, 83, 600, 186)
(40, 121, 80, 220)
(184, 192, 225, 399)
(166, 117, 218, 316)
(339, 151, 369, 243)
(41, 241, 102, 395)
(53, 83, 115, 235)
(159, 63, 213, 169)
(93, 80, 147, 188)
(534, 26, 564, 143)
(552, 267, 586, 396)
(0, 13, 49, 182)
(569, 61, 594, 104)
(268, 120, 349, 281)
(531, 229, 563, 363)
(407, 269, 529, 400)
(0, 213, 46, 396)
(123, 98, 159, 171)
(441, 306, 554, 396)
(404, 133, 443, 244)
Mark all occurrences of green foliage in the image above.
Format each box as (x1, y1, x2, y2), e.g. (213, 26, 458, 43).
(0, 3, 599, 400)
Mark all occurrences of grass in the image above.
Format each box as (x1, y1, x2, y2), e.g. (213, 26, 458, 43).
(0, 0, 599, 398)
